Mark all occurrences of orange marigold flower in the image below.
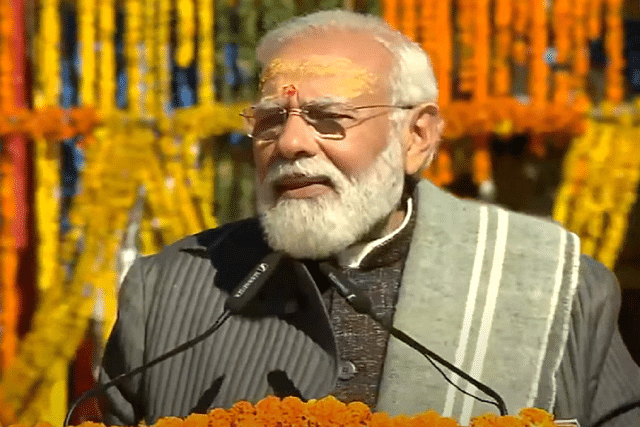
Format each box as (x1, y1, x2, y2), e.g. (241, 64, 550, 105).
(255, 396, 283, 427)
(345, 401, 371, 425)
(207, 408, 232, 427)
(183, 412, 208, 427)
(389, 413, 412, 427)
(519, 408, 555, 426)
(412, 409, 460, 427)
(492, 415, 530, 427)
(230, 400, 256, 416)
(74, 422, 105, 427)
(154, 416, 184, 427)
(280, 396, 310, 427)
(470, 413, 499, 427)
(307, 396, 347, 426)
(369, 411, 392, 427)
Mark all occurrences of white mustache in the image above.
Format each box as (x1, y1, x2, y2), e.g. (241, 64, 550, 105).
(265, 158, 347, 190)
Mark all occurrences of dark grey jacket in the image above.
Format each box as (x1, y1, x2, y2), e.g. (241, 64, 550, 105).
(100, 182, 640, 426)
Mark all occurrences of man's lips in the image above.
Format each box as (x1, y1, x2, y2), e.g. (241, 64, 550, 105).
(273, 175, 334, 198)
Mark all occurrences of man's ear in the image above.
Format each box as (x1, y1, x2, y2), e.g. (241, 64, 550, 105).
(404, 103, 444, 176)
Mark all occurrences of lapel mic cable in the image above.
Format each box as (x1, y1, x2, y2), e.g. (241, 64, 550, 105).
(63, 251, 284, 427)
(317, 261, 509, 416)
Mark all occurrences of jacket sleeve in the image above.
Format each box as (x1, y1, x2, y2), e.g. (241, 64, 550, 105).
(98, 257, 148, 425)
(554, 255, 640, 426)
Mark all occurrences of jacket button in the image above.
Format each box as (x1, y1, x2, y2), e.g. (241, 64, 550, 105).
(338, 360, 357, 380)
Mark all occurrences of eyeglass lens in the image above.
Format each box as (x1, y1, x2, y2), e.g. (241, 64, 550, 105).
(250, 106, 351, 141)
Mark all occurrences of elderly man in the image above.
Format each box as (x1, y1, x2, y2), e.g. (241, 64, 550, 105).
(100, 9, 640, 427)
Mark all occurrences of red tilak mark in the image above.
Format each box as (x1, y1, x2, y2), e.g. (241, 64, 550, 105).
(283, 85, 298, 97)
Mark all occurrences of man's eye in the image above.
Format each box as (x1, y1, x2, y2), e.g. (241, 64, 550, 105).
(254, 110, 286, 127)
(305, 108, 354, 122)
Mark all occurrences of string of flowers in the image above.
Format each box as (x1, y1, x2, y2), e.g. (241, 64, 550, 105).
(435, 0, 452, 109)
(588, 0, 603, 38)
(552, 0, 570, 106)
(144, 0, 157, 118)
(383, 0, 399, 30)
(175, 0, 195, 68)
(0, 0, 18, 374)
(196, 0, 214, 105)
(12, 396, 561, 427)
(457, 0, 475, 95)
(511, 0, 529, 66)
(126, 0, 142, 115)
(493, 0, 511, 97)
(401, 0, 416, 41)
(79, 0, 96, 106)
(605, 0, 624, 103)
(0, 107, 100, 140)
(158, 0, 171, 114)
(572, 0, 589, 103)
(0, 150, 18, 373)
(553, 106, 640, 268)
(39, 0, 60, 107)
(98, 0, 115, 116)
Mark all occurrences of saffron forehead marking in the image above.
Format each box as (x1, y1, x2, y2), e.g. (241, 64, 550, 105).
(260, 56, 379, 98)
(282, 84, 298, 97)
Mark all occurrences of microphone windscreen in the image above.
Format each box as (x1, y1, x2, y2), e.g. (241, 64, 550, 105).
(224, 251, 284, 313)
(318, 262, 372, 315)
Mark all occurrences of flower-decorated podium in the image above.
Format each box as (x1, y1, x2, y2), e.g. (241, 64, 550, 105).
(7, 396, 573, 427)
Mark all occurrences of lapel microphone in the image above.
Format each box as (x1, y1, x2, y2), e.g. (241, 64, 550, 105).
(64, 251, 284, 427)
(317, 261, 509, 416)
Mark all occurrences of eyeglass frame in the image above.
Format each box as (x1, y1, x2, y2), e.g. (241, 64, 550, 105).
(240, 101, 417, 144)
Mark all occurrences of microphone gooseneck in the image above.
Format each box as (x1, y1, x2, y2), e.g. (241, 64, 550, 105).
(318, 261, 509, 416)
(64, 310, 232, 427)
(65, 251, 284, 427)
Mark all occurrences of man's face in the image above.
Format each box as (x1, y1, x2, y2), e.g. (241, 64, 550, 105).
(253, 31, 397, 199)
(254, 31, 407, 259)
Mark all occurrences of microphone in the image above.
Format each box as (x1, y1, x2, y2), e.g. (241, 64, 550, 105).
(64, 251, 284, 427)
(318, 261, 509, 416)
(224, 251, 284, 313)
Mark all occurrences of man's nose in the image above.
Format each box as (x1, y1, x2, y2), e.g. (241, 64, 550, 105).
(274, 111, 319, 159)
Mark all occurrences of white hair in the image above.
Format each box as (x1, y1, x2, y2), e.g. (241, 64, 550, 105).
(256, 9, 439, 107)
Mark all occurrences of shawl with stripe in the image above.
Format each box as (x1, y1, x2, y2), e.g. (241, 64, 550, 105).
(377, 180, 581, 424)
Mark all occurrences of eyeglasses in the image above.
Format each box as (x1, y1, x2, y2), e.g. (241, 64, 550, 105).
(241, 102, 416, 143)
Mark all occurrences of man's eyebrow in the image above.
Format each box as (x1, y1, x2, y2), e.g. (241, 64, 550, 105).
(254, 98, 283, 109)
(303, 97, 352, 107)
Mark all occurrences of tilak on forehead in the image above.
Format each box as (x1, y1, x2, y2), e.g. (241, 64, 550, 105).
(260, 55, 379, 98)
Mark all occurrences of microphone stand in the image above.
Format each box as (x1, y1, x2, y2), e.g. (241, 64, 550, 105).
(64, 311, 231, 427)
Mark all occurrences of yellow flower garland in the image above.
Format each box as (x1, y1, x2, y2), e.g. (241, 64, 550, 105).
(98, 0, 115, 116)
(79, 0, 96, 106)
(553, 108, 640, 269)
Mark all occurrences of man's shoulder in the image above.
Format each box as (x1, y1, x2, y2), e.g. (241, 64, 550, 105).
(576, 253, 621, 310)
(415, 178, 568, 235)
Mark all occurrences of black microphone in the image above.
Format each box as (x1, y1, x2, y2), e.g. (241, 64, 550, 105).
(318, 261, 509, 416)
(224, 251, 284, 313)
(64, 251, 284, 427)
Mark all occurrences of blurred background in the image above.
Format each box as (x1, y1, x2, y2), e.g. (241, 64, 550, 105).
(0, 0, 639, 424)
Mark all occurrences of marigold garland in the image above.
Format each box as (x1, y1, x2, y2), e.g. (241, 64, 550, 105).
(5, 396, 561, 427)
(0, 150, 18, 372)
(98, 0, 115, 115)
(553, 106, 640, 268)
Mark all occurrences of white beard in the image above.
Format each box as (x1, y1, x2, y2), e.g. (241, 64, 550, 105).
(256, 135, 405, 259)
